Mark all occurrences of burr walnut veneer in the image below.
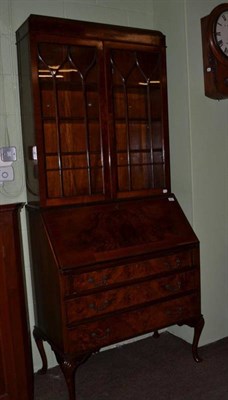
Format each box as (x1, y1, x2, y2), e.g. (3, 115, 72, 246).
(16, 15, 204, 400)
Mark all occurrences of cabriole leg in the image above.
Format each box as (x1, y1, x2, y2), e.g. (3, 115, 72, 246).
(153, 330, 160, 339)
(33, 327, 48, 374)
(179, 314, 205, 362)
(191, 314, 205, 362)
(54, 352, 92, 400)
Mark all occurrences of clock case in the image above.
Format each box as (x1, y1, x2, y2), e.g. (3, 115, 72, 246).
(201, 3, 228, 100)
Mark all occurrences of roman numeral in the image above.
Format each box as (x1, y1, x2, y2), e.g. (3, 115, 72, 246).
(218, 39, 223, 47)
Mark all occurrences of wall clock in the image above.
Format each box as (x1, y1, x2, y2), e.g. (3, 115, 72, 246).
(201, 3, 228, 99)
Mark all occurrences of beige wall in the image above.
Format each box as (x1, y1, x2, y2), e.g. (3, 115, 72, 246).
(153, 0, 228, 345)
(0, 0, 227, 371)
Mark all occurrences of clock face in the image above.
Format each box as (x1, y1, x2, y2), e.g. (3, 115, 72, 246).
(215, 10, 228, 57)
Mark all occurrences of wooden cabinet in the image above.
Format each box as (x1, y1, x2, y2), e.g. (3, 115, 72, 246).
(16, 15, 170, 207)
(0, 204, 33, 400)
(16, 15, 204, 400)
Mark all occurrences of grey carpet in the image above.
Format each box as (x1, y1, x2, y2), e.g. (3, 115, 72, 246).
(34, 332, 228, 400)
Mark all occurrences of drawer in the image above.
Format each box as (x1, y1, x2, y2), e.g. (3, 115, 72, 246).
(63, 250, 195, 295)
(66, 293, 200, 353)
(65, 269, 199, 324)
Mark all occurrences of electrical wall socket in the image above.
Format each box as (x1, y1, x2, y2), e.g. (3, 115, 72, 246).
(0, 166, 14, 182)
(0, 146, 17, 162)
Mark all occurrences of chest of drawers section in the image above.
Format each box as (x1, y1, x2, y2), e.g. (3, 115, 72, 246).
(62, 247, 201, 353)
(28, 197, 204, 400)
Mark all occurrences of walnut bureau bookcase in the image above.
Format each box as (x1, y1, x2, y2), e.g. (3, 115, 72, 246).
(16, 15, 204, 400)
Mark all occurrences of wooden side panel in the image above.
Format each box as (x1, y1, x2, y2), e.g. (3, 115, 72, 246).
(0, 204, 33, 400)
(16, 32, 40, 202)
(27, 208, 64, 349)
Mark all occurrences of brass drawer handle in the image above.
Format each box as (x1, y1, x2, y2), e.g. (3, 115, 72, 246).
(88, 298, 114, 312)
(87, 275, 109, 287)
(176, 258, 181, 266)
(164, 257, 182, 269)
(165, 281, 182, 292)
(91, 328, 110, 340)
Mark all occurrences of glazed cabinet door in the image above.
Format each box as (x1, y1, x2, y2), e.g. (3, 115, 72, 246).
(26, 38, 110, 206)
(105, 43, 170, 199)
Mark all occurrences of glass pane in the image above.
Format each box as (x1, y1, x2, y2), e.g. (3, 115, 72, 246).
(40, 80, 56, 118)
(60, 123, 87, 152)
(62, 154, 88, 168)
(131, 165, 151, 190)
(46, 155, 59, 170)
(44, 122, 58, 153)
(129, 123, 150, 150)
(91, 167, 104, 193)
(63, 169, 89, 196)
(46, 171, 62, 198)
(130, 152, 151, 165)
(89, 123, 101, 152)
(58, 88, 84, 118)
(117, 166, 129, 191)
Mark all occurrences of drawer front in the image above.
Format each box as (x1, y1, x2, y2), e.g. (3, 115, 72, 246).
(63, 250, 194, 295)
(66, 294, 200, 353)
(65, 269, 199, 324)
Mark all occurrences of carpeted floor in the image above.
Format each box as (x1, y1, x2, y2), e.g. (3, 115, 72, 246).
(34, 332, 228, 400)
